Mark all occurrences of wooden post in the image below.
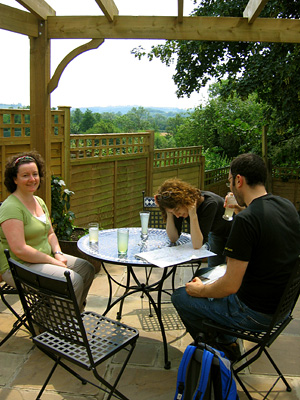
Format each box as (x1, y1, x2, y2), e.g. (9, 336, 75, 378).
(199, 154, 205, 190)
(262, 125, 268, 163)
(58, 106, 71, 187)
(30, 20, 51, 208)
(262, 125, 272, 192)
(147, 130, 154, 195)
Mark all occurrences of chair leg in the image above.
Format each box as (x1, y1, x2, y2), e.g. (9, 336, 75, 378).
(0, 319, 24, 347)
(93, 343, 137, 400)
(233, 347, 292, 400)
(0, 287, 30, 346)
(233, 370, 253, 400)
(36, 359, 60, 399)
(263, 348, 292, 393)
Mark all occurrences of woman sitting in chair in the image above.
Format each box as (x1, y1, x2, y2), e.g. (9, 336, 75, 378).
(155, 178, 234, 268)
(0, 151, 95, 312)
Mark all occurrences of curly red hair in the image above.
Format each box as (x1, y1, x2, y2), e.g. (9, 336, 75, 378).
(155, 178, 201, 221)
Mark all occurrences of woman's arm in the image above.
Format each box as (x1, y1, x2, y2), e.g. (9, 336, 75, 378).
(47, 220, 68, 265)
(188, 201, 203, 249)
(166, 212, 180, 243)
(1, 219, 67, 267)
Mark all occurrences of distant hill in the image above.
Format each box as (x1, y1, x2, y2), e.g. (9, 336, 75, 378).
(0, 104, 192, 116)
(75, 106, 190, 116)
(0, 103, 23, 108)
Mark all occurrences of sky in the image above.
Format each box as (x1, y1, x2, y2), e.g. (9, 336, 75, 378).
(0, 0, 209, 111)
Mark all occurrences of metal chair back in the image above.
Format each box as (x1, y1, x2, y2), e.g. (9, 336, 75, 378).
(203, 255, 300, 399)
(6, 250, 139, 400)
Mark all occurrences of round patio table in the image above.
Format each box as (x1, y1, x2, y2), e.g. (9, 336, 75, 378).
(77, 227, 192, 369)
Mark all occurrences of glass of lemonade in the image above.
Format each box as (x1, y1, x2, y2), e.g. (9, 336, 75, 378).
(222, 193, 237, 221)
(140, 211, 150, 240)
(117, 228, 129, 255)
(88, 222, 99, 243)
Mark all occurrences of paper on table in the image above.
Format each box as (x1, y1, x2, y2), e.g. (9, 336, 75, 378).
(200, 264, 227, 285)
(134, 242, 216, 268)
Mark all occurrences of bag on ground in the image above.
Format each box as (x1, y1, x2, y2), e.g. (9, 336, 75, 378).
(174, 342, 239, 400)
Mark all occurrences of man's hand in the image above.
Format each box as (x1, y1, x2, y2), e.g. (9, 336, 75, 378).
(224, 193, 245, 214)
(185, 276, 205, 297)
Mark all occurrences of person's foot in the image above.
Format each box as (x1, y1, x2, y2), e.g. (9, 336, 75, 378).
(212, 341, 241, 362)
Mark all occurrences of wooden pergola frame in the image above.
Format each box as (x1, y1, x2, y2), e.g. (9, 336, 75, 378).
(1, 0, 299, 204)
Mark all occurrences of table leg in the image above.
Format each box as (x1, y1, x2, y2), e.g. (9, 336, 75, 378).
(101, 262, 113, 315)
(116, 266, 131, 320)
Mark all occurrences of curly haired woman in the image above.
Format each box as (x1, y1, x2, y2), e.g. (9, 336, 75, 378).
(155, 178, 232, 268)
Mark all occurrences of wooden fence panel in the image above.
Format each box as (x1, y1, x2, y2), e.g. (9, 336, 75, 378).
(203, 166, 230, 198)
(3, 108, 299, 231)
(0, 108, 67, 202)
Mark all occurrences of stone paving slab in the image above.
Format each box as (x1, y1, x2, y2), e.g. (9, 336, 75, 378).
(1, 263, 299, 400)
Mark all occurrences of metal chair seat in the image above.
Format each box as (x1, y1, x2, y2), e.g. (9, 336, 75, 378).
(6, 250, 139, 400)
(35, 312, 138, 369)
(202, 255, 300, 400)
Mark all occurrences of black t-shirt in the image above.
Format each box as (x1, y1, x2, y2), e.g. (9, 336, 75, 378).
(224, 193, 300, 314)
(174, 191, 233, 243)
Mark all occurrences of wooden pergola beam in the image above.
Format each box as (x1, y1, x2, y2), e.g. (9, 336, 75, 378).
(178, 0, 184, 23)
(48, 39, 104, 94)
(243, 0, 269, 23)
(94, 0, 119, 22)
(47, 15, 300, 44)
(0, 3, 38, 36)
(16, 0, 56, 20)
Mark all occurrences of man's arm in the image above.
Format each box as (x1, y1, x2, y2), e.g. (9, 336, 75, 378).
(185, 257, 248, 298)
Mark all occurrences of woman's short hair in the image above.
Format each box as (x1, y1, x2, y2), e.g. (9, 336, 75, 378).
(155, 178, 201, 221)
(4, 150, 45, 193)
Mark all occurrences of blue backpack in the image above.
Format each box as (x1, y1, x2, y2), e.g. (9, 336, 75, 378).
(174, 342, 239, 400)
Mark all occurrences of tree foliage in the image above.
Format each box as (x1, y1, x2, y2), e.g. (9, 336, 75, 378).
(132, 0, 300, 141)
(173, 83, 265, 158)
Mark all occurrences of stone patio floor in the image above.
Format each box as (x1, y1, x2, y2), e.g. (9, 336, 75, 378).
(1, 261, 300, 400)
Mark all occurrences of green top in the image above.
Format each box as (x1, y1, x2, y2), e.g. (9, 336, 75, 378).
(0, 195, 52, 274)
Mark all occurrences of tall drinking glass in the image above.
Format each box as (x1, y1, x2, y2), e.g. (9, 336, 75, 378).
(88, 222, 99, 243)
(140, 211, 150, 241)
(222, 193, 237, 221)
(117, 228, 129, 256)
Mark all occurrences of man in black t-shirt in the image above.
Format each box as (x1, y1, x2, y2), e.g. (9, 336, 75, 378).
(171, 153, 300, 360)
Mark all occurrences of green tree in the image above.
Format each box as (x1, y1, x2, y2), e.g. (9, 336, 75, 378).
(79, 109, 95, 133)
(173, 85, 265, 159)
(70, 108, 83, 134)
(133, 1, 300, 138)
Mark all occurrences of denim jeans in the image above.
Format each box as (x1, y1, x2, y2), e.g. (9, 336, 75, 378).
(171, 287, 273, 343)
(207, 232, 227, 268)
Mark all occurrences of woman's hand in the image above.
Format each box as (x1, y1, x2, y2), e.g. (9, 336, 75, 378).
(53, 252, 68, 266)
(187, 200, 198, 217)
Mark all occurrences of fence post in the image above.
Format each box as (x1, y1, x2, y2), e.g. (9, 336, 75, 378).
(200, 155, 205, 190)
(58, 106, 71, 187)
(147, 130, 154, 195)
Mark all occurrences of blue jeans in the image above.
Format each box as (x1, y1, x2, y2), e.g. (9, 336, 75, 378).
(171, 287, 273, 343)
(207, 232, 227, 268)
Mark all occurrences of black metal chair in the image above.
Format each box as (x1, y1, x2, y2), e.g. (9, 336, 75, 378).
(6, 250, 139, 400)
(202, 255, 300, 400)
(0, 281, 30, 347)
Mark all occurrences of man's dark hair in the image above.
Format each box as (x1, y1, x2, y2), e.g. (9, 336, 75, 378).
(230, 153, 267, 186)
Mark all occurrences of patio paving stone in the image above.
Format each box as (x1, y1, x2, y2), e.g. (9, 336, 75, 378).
(1, 262, 299, 399)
